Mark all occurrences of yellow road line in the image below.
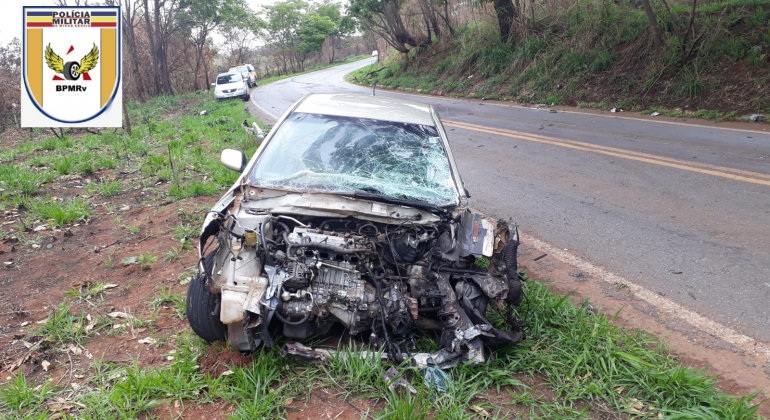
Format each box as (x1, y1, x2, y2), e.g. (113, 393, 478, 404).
(444, 120, 770, 187)
(294, 79, 310, 95)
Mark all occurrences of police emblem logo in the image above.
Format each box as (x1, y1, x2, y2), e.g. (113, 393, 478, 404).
(21, 6, 122, 127)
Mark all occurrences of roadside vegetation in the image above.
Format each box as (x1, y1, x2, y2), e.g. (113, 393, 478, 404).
(349, 0, 770, 119)
(0, 92, 765, 418)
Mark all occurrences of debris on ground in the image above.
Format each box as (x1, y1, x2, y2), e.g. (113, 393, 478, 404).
(242, 119, 265, 138)
(746, 114, 765, 122)
(382, 367, 417, 394)
(421, 357, 450, 393)
(650, 112, 660, 116)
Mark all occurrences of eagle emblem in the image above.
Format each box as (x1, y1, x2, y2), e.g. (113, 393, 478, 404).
(45, 43, 99, 81)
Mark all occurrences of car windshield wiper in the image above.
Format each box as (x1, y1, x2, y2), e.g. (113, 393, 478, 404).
(346, 189, 449, 215)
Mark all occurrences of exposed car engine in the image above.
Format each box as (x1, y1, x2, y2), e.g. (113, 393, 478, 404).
(192, 194, 525, 368)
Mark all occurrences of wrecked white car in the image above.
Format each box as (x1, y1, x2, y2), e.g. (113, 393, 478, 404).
(187, 93, 525, 368)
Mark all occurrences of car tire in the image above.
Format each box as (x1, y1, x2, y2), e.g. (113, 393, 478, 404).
(64, 62, 81, 80)
(186, 252, 226, 343)
(242, 94, 250, 101)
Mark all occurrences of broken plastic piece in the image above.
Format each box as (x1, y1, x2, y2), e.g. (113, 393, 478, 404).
(421, 357, 450, 393)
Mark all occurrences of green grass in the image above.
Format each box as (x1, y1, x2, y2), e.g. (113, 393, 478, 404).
(0, 374, 57, 416)
(29, 301, 92, 348)
(65, 281, 112, 302)
(2, 90, 259, 218)
(163, 246, 184, 262)
(28, 197, 90, 226)
(679, 71, 707, 96)
(169, 180, 219, 199)
(85, 179, 123, 197)
(151, 286, 186, 319)
(51, 155, 76, 175)
(138, 253, 158, 270)
(0, 164, 52, 196)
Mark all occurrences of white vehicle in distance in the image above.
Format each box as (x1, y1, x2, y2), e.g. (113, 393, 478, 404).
(229, 64, 257, 88)
(213, 72, 250, 101)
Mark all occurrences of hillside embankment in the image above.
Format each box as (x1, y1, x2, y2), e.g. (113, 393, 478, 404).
(352, 0, 770, 120)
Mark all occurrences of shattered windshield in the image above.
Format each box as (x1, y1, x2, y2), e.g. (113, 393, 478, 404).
(249, 113, 458, 206)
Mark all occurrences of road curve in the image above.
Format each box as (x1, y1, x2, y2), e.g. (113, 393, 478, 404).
(251, 59, 770, 344)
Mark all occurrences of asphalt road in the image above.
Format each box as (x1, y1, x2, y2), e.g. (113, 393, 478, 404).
(251, 59, 770, 343)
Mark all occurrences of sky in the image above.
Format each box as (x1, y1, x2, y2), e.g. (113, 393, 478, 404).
(0, 0, 283, 45)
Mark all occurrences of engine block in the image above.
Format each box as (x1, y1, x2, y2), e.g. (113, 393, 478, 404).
(280, 238, 377, 335)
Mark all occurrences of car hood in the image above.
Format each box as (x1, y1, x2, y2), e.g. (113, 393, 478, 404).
(217, 187, 446, 224)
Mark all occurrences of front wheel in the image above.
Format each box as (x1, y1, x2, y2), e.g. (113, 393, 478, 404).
(186, 253, 226, 342)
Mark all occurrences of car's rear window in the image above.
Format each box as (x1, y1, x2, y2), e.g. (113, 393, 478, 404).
(217, 74, 241, 84)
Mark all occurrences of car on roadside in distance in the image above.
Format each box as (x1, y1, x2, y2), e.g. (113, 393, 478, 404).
(213, 72, 249, 101)
(187, 93, 527, 370)
(229, 64, 257, 88)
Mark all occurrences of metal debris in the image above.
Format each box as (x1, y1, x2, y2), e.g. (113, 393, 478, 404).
(383, 366, 417, 394)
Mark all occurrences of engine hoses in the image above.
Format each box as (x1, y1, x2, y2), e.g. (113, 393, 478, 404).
(504, 238, 523, 306)
(274, 288, 314, 326)
(273, 309, 311, 326)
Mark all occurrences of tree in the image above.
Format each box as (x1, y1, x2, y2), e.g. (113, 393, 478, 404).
(177, 0, 251, 90)
(296, 12, 336, 68)
(141, 0, 181, 96)
(262, 0, 335, 72)
(316, 1, 355, 64)
(491, 0, 517, 42)
(122, 0, 147, 100)
(220, 25, 259, 67)
(659, 0, 704, 67)
(264, 0, 306, 73)
(101, 0, 148, 100)
(640, 0, 664, 69)
(348, 0, 418, 54)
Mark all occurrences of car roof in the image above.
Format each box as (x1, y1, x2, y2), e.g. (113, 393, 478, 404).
(293, 93, 435, 126)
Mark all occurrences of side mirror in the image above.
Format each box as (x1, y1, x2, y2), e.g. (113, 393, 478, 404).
(221, 149, 247, 173)
(464, 188, 471, 198)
